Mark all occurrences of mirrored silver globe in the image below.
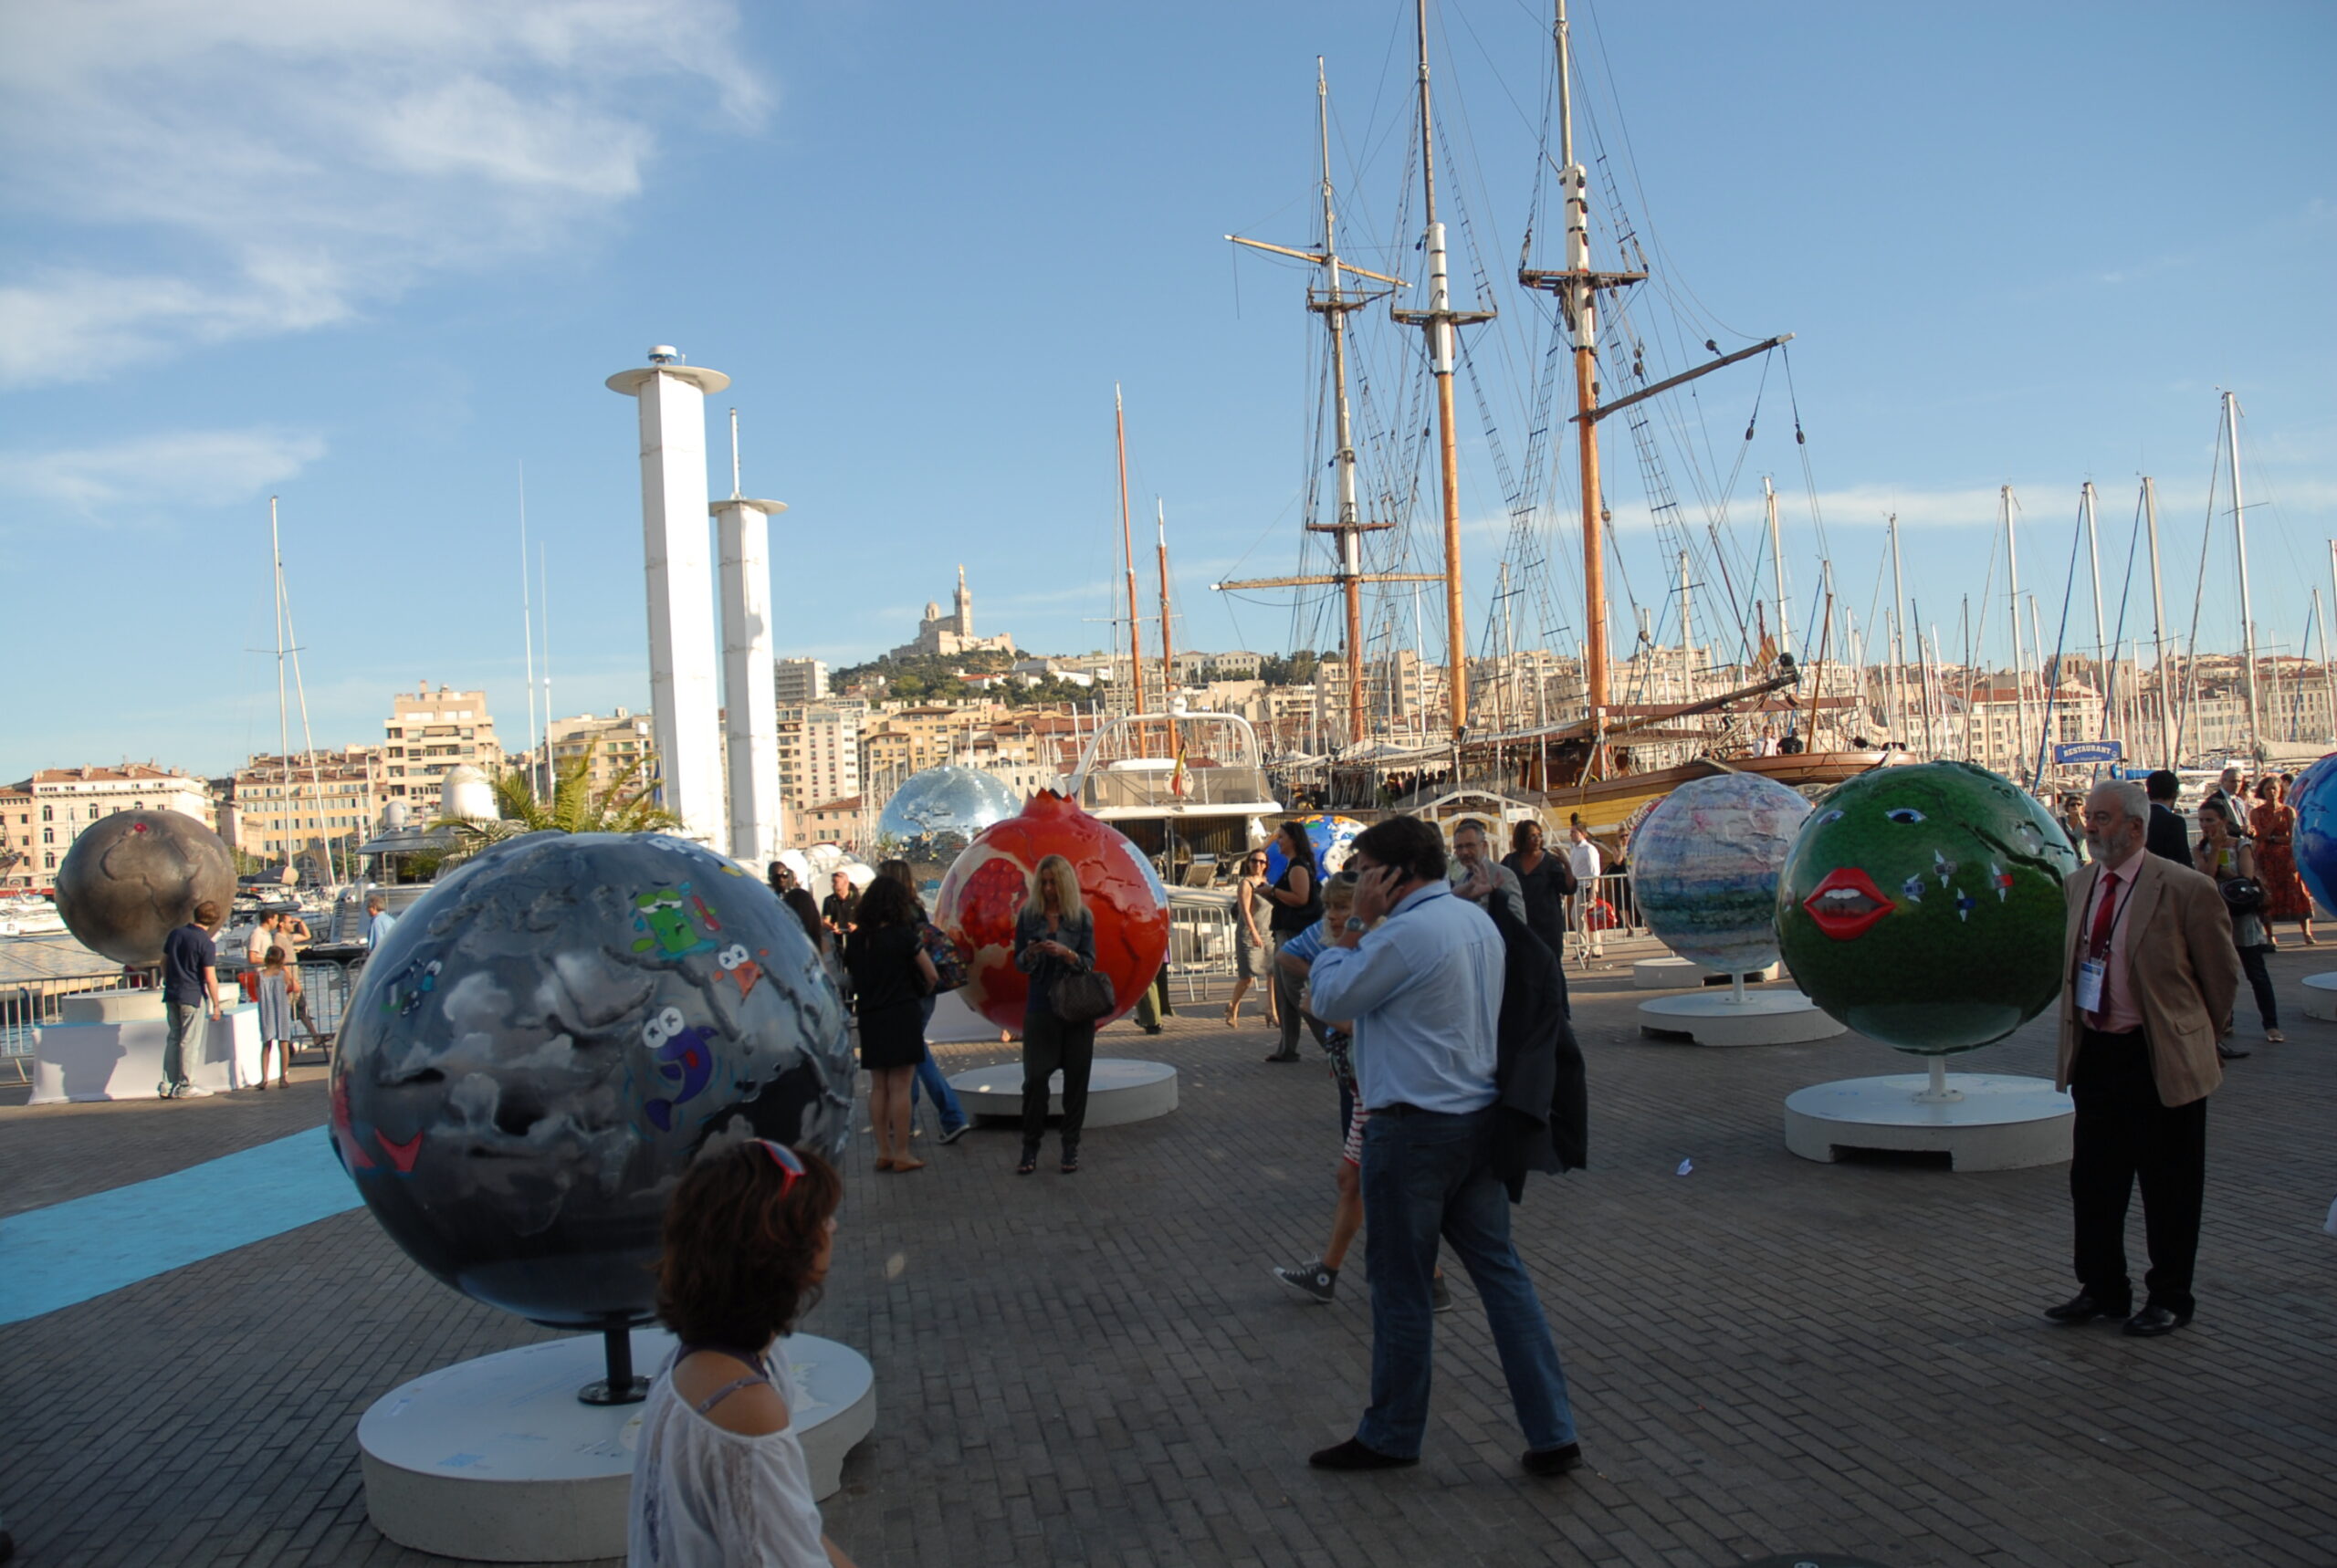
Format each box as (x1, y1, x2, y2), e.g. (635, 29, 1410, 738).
(873, 766, 1022, 873)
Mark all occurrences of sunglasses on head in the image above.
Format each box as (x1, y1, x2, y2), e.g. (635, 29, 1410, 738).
(750, 1138, 806, 1197)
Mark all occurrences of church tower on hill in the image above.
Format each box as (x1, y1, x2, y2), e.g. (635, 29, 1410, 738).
(895, 565, 1015, 659)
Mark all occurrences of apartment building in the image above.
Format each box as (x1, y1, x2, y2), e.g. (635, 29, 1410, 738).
(0, 764, 215, 886)
(384, 685, 501, 810)
(229, 748, 386, 873)
(775, 658, 829, 706)
(547, 709, 656, 798)
(777, 701, 866, 817)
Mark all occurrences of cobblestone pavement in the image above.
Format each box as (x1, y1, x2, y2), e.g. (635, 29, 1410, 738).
(3, 941, 2332, 1567)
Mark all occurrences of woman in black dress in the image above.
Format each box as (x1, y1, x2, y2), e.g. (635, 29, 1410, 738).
(1502, 819, 1576, 1016)
(844, 875, 939, 1172)
(1261, 820, 1325, 1062)
(1012, 853, 1100, 1176)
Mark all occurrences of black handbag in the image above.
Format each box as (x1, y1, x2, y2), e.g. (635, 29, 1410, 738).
(1052, 967, 1116, 1024)
(2220, 876, 2266, 915)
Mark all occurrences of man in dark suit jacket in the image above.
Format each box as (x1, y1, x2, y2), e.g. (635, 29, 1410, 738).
(2144, 769, 2191, 865)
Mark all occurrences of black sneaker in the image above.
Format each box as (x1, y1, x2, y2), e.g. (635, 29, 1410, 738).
(937, 1123, 971, 1145)
(1430, 1275, 1454, 1313)
(1272, 1260, 1337, 1304)
(1309, 1437, 1416, 1471)
(1521, 1441, 1582, 1478)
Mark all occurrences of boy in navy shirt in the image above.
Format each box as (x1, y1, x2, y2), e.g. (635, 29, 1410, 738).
(160, 900, 225, 1098)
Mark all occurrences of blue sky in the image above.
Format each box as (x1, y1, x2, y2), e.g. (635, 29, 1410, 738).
(2, 0, 2331, 779)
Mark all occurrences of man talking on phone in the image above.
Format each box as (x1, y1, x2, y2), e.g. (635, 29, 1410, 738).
(1302, 814, 1582, 1477)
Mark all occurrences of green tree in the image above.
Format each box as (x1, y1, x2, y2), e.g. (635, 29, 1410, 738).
(435, 742, 680, 864)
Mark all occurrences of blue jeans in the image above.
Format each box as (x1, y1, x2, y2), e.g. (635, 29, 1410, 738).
(1357, 1105, 1576, 1458)
(907, 995, 965, 1133)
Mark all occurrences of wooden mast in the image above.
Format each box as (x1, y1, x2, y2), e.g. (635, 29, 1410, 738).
(1221, 60, 1433, 751)
(2226, 391, 2261, 755)
(1390, 0, 1494, 741)
(1116, 386, 1146, 733)
(1520, 1, 1787, 763)
(1156, 499, 1175, 719)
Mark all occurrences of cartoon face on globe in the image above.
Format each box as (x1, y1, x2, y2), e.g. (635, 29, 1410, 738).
(1776, 762, 2078, 1053)
(328, 831, 854, 1329)
(933, 790, 1169, 1031)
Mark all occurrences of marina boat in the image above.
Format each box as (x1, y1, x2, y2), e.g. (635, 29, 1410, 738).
(0, 894, 68, 937)
(1063, 708, 1282, 880)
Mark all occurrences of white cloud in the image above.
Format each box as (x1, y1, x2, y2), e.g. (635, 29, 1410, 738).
(0, 0, 767, 384)
(0, 427, 326, 517)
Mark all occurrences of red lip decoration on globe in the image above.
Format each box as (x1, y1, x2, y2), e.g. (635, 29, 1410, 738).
(933, 789, 1170, 1031)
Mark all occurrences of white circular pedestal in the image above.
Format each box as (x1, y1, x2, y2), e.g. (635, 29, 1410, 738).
(1637, 988, 1845, 1046)
(949, 1059, 1178, 1126)
(1784, 1072, 2073, 1171)
(358, 1329, 875, 1563)
(2301, 972, 2337, 1020)
(1632, 956, 1777, 990)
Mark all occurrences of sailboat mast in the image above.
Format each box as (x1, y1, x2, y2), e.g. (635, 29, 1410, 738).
(1392, 0, 1491, 740)
(1156, 499, 1175, 716)
(1560, 0, 1606, 722)
(268, 494, 293, 869)
(2003, 486, 2031, 785)
(1888, 513, 1906, 743)
(2081, 482, 2110, 749)
(1766, 476, 1787, 663)
(2226, 391, 2260, 754)
(519, 461, 539, 795)
(1115, 387, 1147, 729)
(1319, 59, 1367, 747)
(2143, 477, 2173, 767)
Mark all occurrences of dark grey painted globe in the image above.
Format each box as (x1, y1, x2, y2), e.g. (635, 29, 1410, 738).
(55, 810, 237, 966)
(873, 766, 1022, 875)
(329, 831, 854, 1329)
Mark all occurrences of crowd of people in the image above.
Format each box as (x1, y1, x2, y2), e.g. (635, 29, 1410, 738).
(616, 771, 2294, 1561)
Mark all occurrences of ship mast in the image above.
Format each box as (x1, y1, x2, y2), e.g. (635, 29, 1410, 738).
(1519, 0, 1787, 758)
(2143, 476, 2173, 766)
(1220, 60, 1432, 750)
(1390, 0, 1494, 741)
(2226, 391, 2260, 756)
(1116, 386, 1146, 730)
(1156, 499, 1175, 719)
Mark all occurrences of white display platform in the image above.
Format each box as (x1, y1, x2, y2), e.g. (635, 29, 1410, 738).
(29, 1002, 263, 1103)
(1638, 984, 1845, 1046)
(926, 987, 1009, 1043)
(949, 1059, 1179, 1126)
(2300, 972, 2337, 1021)
(1631, 956, 1779, 990)
(359, 1328, 875, 1563)
(1784, 1065, 2073, 1171)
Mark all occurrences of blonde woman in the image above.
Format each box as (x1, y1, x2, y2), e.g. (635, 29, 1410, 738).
(1011, 854, 1100, 1176)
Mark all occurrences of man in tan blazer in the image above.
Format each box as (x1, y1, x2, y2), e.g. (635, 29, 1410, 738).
(2050, 779, 2242, 1337)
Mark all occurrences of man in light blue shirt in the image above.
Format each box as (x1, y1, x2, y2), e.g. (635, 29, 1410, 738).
(1305, 814, 1581, 1479)
(365, 894, 397, 948)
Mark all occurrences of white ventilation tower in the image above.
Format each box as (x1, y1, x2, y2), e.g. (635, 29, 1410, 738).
(606, 346, 728, 846)
(713, 407, 787, 864)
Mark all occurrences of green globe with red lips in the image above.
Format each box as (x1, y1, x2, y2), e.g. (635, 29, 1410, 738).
(1776, 761, 2080, 1053)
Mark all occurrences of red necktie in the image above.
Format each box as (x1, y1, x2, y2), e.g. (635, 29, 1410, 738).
(2087, 870, 2120, 1019)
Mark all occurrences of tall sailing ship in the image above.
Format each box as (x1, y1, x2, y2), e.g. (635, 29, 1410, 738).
(1218, 1, 1893, 843)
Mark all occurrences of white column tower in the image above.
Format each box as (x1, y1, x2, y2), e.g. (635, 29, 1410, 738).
(606, 347, 728, 846)
(712, 411, 786, 864)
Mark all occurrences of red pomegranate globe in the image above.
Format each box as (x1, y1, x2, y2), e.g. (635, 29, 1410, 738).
(934, 789, 1170, 1031)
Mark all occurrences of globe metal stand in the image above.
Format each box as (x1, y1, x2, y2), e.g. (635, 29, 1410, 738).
(1783, 1056, 2074, 1171)
(1636, 971, 1847, 1047)
(576, 1316, 651, 1406)
(359, 1327, 875, 1562)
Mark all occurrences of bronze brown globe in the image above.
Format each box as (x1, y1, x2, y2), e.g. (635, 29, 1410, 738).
(55, 810, 237, 966)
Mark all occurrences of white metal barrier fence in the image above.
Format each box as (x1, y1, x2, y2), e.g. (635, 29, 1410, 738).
(2, 956, 362, 1084)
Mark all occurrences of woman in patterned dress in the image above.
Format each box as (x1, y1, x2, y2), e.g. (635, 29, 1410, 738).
(2249, 776, 2316, 948)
